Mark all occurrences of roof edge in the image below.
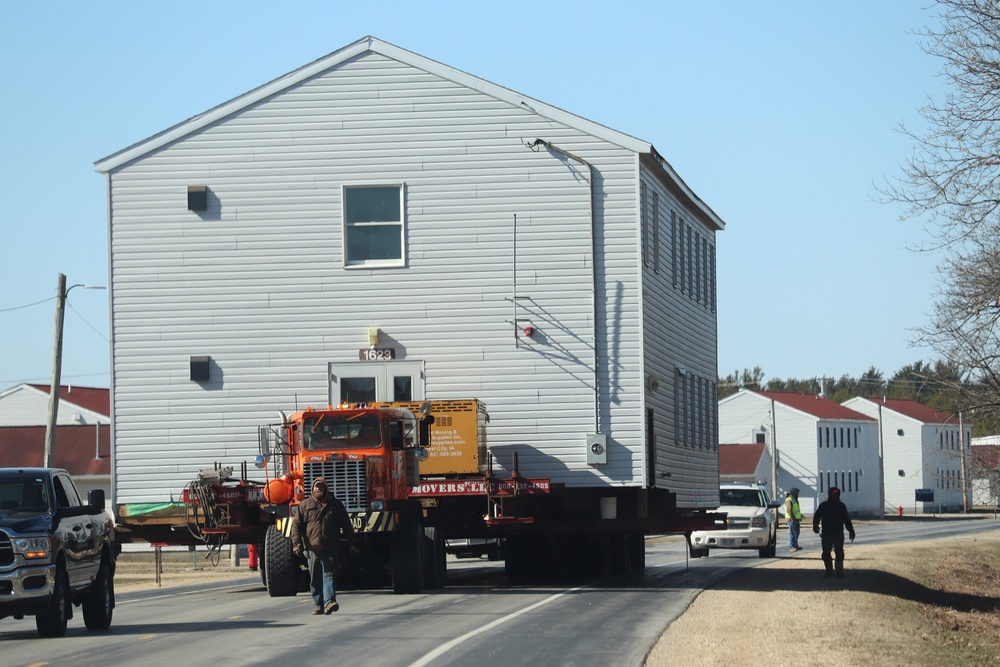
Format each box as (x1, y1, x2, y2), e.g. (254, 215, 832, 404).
(95, 36, 655, 174)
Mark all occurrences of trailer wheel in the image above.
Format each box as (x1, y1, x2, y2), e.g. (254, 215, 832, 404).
(628, 532, 646, 570)
(503, 537, 535, 582)
(265, 524, 298, 597)
(423, 526, 446, 590)
(609, 533, 630, 575)
(390, 520, 425, 594)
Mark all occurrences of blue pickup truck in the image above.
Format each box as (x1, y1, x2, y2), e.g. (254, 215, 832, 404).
(0, 468, 118, 637)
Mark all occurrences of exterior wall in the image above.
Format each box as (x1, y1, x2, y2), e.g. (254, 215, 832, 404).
(641, 165, 719, 508)
(101, 50, 720, 506)
(813, 419, 881, 517)
(719, 391, 881, 516)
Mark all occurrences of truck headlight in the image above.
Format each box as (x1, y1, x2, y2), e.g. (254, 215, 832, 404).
(13, 536, 50, 559)
(750, 516, 767, 528)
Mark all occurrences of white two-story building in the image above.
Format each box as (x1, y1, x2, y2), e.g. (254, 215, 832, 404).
(719, 389, 881, 516)
(842, 397, 971, 513)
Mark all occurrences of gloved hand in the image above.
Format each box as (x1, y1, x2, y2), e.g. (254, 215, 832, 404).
(813, 527, 819, 534)
(292, 544, 303, 557)
(849, 531, 856, 542)
(348, 544, 359, 556)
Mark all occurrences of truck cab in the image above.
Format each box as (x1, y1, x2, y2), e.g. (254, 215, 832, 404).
(262, 403, 427, 516)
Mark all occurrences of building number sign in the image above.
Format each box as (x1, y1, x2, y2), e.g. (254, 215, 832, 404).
(359, 348, 396, 361)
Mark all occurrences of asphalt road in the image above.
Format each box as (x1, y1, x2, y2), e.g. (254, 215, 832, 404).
(1, 516, 993, 666)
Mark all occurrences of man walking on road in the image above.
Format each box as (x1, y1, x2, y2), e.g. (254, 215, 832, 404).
(784, 487, 802, 552)
(812, 486, 855, 578)
(291, 477, 357, 615)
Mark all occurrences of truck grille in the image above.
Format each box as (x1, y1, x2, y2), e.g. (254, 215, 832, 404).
(303, 460, 368, 513)
(0, 531, 13, 566)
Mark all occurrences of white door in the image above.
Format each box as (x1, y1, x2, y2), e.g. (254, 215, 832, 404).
(328, 361, 424, 404)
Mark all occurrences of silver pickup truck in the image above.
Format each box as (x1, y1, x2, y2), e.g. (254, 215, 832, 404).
(0, 467, 118, 637)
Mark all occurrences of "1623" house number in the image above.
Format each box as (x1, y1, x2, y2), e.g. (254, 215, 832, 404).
(359, 348, 396, 361)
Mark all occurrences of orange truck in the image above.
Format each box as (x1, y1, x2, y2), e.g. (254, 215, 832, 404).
(170, 399, 718, 595)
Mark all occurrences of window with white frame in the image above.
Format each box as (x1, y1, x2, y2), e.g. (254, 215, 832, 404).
(344, 185, 404, 267)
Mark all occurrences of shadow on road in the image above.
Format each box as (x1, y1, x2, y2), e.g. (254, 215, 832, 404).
(711, 561, 999, 613)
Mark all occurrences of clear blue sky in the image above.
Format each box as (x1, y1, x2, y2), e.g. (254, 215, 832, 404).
(0, 1, 945, 392)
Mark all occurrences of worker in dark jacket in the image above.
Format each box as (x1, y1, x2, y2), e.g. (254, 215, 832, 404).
(291, 478, 356, 615)
(812, 486, 855, 579)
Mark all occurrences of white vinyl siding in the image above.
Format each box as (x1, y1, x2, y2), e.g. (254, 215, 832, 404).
(99, 45, 722, 508)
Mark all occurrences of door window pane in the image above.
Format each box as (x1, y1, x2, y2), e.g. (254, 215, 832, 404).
(340, 377, 376, 403)
(393, 376, 412, 402)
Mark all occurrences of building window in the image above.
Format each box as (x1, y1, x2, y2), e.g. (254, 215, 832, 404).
(652, 191, 660, 274)
(344, 185, 404, 267)
(671, 211, 678, 289)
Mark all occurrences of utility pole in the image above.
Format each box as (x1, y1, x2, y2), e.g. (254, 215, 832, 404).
(770, 398, 778, 499)
(43, 273, 106, 468)
(44, 273, 68, 468)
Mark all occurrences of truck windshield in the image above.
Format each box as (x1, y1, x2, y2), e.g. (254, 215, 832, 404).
(304, 414, 382, 451)
(0, 476, 50, 513)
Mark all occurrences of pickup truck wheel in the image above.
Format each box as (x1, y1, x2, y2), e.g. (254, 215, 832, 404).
(83, 560, 114, 630)
(36, 569, 69, 637)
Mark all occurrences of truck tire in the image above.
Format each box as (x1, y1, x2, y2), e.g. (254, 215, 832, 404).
(265, 524, 298, 597)
(83, 560, 114, 630)
(759, 530, 777, 558)
(390, 520, 424, 594)
(258, 547, 267, 588)
(423, 526, 446, 590)
(36, 568, 69, 637)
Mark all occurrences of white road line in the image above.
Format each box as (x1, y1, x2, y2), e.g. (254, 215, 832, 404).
(409, 582, 592, 667)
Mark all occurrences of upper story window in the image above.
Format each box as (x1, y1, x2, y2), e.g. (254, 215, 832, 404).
(344, 185, 404, 267)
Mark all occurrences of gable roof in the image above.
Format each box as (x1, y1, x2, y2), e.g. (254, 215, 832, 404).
(0, 425, 111, 476)
(851, 397, 958, 425)
(25, 384, 110, 418)
(719, 443, 768, 476)
(93, 36, 724, 232)
(972, 445, 1000, 470)
(751, 390, 876, 422)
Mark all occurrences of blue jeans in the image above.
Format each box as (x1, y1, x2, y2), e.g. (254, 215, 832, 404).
(306, 549, 337, 607)
(788, 519, 800, 549)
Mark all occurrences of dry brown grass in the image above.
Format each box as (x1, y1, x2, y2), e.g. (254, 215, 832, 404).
(114, 547, 257, 593)
(647, 529, 1000, 667)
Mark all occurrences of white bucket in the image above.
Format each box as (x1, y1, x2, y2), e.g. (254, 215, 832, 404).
(599, 497, 617, 520)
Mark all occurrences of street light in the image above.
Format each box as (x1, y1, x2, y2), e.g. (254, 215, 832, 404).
(43, 272, 106, 468)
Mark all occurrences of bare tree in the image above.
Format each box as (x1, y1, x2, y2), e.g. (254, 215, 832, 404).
(884, 1, 1000, 426)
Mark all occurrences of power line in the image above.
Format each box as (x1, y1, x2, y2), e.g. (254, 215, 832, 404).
(0, 296, 56, 313)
